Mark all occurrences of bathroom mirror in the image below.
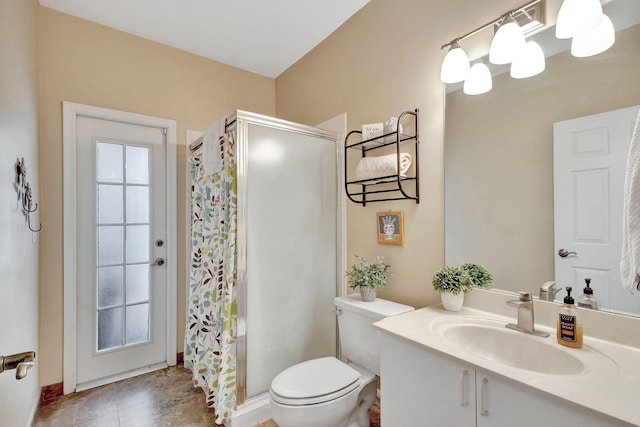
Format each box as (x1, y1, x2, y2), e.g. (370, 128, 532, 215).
(444, 0, 640, 316)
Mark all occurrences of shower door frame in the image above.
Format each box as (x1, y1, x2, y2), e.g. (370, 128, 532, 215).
(232, 110, 346, 406)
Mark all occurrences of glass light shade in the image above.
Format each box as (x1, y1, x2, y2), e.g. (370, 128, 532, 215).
(555, 0, 603, 39)
(510, 41, 546, 79)
(463, 63, 492, 95)
(440, 43, 470, 84)
(571, 14, 615, 58)
(489, 16, 525, 65)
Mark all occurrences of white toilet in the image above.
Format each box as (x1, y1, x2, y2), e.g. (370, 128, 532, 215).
(269, 294, 414, 427)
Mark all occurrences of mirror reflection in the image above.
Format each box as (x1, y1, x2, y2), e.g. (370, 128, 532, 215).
(444, 0, 640, 316)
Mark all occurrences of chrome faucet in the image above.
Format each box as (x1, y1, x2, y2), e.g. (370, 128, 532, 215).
(0, 351, 36, 380)
(506, 292, 549, 337)
(539, 281, 560, 301)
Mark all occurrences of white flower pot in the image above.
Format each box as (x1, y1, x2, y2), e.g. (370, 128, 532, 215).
(441, 292, 464, 311)
(360, 286, 377, 302)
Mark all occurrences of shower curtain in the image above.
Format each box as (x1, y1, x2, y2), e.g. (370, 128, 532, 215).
(185, 128, 237, 424)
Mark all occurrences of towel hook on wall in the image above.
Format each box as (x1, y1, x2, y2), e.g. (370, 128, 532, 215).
(16, 158, 42, 233)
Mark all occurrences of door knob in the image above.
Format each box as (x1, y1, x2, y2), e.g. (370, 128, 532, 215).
(558, 249, 577, 258)
(152, 258, 165, 266)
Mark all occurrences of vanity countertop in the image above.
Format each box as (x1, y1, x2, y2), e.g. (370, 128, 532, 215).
(374, 305, 640, 426)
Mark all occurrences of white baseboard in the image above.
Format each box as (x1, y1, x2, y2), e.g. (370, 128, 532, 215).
(230, 393, 272, 427)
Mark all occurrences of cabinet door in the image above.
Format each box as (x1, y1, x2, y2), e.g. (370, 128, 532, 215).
(380, 334, 475, 427)
(476, 370, 632, 427)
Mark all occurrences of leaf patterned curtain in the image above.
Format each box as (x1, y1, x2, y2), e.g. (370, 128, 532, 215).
(185, 130, 237, 424)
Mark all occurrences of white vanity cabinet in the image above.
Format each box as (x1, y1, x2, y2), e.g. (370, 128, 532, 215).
(380, 333, 631, 427)
(380, 331, 475, 426)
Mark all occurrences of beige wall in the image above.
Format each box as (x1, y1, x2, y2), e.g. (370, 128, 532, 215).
(275, 0, 532, 308)
(0, 0, 40, 424)
(38, 7, 276, 387)
(445, 24, 640, 295)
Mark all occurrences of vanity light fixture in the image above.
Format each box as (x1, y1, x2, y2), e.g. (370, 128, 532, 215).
(555, 0, 603, 39)
(555, 0, 614, 58)
(489, 14, 526, 65)
(510, 41, 545, 78)
(463, 62, 492, 95)
(440, 42, 470, 84)
(570, 14, 615, 58)
(440, 0, 545, 94)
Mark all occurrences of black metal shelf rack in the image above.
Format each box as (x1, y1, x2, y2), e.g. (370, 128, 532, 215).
(345, 109, 419, 206)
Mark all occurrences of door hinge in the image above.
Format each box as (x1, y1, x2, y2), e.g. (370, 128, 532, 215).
(161, 128, 167, 135)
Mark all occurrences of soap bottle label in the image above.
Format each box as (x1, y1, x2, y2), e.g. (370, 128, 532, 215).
(559, 314, 576, 342)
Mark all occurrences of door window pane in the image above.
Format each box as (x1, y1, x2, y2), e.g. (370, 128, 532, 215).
(126, 146, 149, 185)
(93, 140, 156, 355)
(126, 225, 149, 263)
(98, 226, 123, 265)
(98, 307, 123, 350)
(97, 143, 123, 183)
(126, 264, 149, 304)
(126, 186, 149, 223)
(98, 185, 123, 224)
(126, 304, 149, 344)
(97, 266, 124, 308)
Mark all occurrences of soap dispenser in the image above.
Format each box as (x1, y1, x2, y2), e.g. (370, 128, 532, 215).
(577, 278, 600, 310)
(557, 287, 583, 348)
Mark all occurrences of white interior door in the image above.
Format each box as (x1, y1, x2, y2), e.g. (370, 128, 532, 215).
(553, 105, 640, 314)
(75, 116, 168, 388)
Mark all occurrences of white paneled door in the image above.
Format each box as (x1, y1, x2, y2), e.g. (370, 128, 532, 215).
(554, 105, 640, 314)
(75, 116, 168, 387)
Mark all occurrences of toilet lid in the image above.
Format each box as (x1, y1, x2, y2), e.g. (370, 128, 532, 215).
(270, 357, 360, 404)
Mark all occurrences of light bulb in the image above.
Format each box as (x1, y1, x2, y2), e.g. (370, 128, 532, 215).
(510, 41, 546, 79)
(489, 15, 526, 65)
(571, 14, 615, 57)
(556, 0, 603, 39)
(463, 63, 492, 95)
(440, 43, 470, 84)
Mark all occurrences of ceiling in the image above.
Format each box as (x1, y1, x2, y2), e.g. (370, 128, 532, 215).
(39, 0, 371, 78)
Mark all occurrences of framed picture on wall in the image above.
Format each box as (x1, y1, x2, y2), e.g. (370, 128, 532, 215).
(376, 211, 404, 246)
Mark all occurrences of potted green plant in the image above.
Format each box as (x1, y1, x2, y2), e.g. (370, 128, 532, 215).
(345, 255, 391, 302)
(461, 263, 493, 289)
(431, 265, 473, 311)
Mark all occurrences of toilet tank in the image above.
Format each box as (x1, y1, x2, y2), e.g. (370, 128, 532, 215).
(334, 294, 414, 375)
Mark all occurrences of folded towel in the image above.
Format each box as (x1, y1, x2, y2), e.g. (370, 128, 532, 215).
(383, 117, 404, 142)
(202, 117, 226, 177)
(355, 153, 412, 181)
(621, 109, 640, 294)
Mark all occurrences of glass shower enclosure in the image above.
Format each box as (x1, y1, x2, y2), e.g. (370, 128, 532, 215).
(233, 111, 342, 412)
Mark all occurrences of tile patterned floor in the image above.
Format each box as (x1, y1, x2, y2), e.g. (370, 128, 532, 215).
(35, 366, 381, 427)
(35, 367, 222, 427)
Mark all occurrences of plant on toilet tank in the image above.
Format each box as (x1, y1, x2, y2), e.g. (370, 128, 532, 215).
(345, 255, 392, 302)
(432, 263, 492, 311)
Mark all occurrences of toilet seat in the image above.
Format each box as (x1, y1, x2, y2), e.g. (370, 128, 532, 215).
(270, 357, 361, 406)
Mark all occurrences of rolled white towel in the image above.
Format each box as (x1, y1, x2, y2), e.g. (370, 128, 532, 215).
(355, 153, 412, 181)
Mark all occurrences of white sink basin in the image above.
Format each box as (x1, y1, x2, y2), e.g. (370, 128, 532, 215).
(432, 317, 585, 375)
